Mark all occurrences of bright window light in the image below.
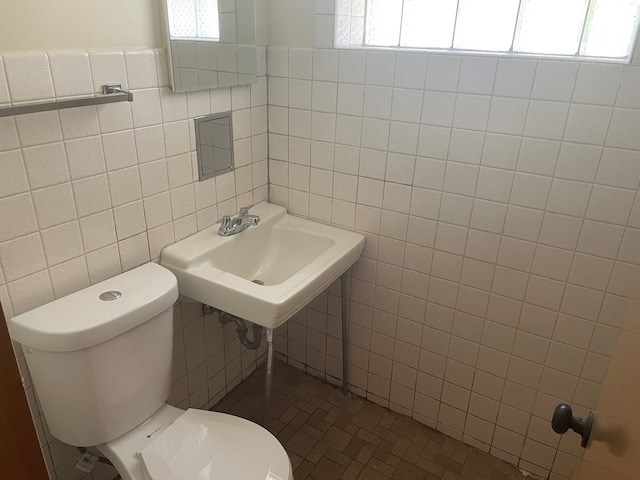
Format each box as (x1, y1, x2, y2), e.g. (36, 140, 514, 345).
(167, 0, 220, 40)
(337, 0, 640, 61)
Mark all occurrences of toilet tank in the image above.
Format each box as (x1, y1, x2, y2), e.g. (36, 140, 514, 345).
(8, 263, 179, 447)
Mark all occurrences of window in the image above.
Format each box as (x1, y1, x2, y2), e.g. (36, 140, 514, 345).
(166, 0, 220, 40)
(335, 0, 640, 61)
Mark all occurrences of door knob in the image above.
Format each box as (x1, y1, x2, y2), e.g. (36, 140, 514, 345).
(551, 403, 595, 448)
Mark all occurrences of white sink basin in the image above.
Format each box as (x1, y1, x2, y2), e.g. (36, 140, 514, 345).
(160, 202, 365, 329)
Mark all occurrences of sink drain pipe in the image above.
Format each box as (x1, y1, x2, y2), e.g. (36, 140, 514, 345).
(203, 305, 263, 350)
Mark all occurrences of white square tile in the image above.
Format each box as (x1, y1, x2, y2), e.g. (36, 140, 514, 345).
(365, 51, 396, 86)
(89, 50, 128, 91)
(312, 81, 337, 112)
(573, 63, 623, 106)
(564, 104, 612, 145)
(465, 229, 499, 263)
(72, 174, 112, 217)
(481, 133, 521, 170)
(40, 221, 83, 266)
(289, 79, 311, 110)
(335, 115, 362, 147)
(313, 49, 339, 81)
(417, 125, 451, 160)
(616, 66, 640, 108)
(363, 86, 392, 119)
(426, 55, 461, 92)
(576, 220, 624, 259)
(338, 49, 366, 84)
(394, 53, 427, 89)
(15, 111, 62, 147)
(568, 253, 614, 291)
(113, 201, 146, 240)
(560, 284, 603, 321)
(618, 228, 640, 265)
(144, 192, 173, 229)
(487, 97, 528, 135)
(358, 148, 386, 180)
(311, 111, 336, 142)
(58, 105, 100, 140)
(0, 150, 29, 198)
(32, 183, 77, 229)
(414, 157, 445, 190)
(439, 193, 473, 226)
(3, 52, 54, 102)
(267, 47, 288, 77)
(524, 101, 569, 140)
(119, 232, 150, 272)
(86, 244, 122, 284)
(0, 117, 19, 152)
(596, 147, 640, 189)
(555, 142, 602, 182)
(97, 102, 133, 134)
(586, 185, 635, 225)
(525, 275, 564, 311)
(0, 233, 46, 282)
(48, 51, 93, 97)
(443, 162, 479, 196)
(546, 179, 591, 217)
(0, 194, 37, 243)
(421, 91, 456, 127)
(448, 129, 485, 165)
(289, 48, 312, 80)
(391, 89, 423, 123)
(510, 173, 552, 210)
(388, 122, 419, 155)
(493, 58, 536, 98)
(606, 108, 640, 150)
(383, 182, 412, 213)
(532, 60, 579, 101)
(357, 177, 384, 207)
(135, 125, 166, 164)
(7, 270, 54, 315)
(108, 167, 142, 207)
(65, 136, 106, 180)
(497, 237, 535, 271)
(22, 142, 69, 189)
(337, 83, 364, 116)
(470, 199, 507, 234)
(539, 213, 582, 250)
(124, 50, 158, 89)
(385, 152, 415, 185)
(503, 206, 543, 241)
(102, 130, 137, 171)
(458, 56, 497, 95)
(289, 109, 311, 139)
(517, 138, 559, 176)
(131, 89, 162, 128)
(80, 210, 116, 252)
(48, 256, 89, 299)
(361, 118, 390, 151)
(453, 94, 490, 131)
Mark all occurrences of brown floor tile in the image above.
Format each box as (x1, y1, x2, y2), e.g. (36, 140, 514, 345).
(212, 359, 525, 480)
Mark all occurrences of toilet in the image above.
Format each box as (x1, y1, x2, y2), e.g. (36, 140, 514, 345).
(8, 263, 293, 480)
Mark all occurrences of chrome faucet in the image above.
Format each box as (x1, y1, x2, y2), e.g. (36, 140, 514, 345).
(217, 205, 260, 236)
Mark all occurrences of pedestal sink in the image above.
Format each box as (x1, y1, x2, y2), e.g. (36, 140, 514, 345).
(160, 202, 365, 417)
(160, 202, 365, 329)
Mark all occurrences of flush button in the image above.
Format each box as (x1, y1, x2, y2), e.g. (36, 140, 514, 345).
(99, 291, 122, 301)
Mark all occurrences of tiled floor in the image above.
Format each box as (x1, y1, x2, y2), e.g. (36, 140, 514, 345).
(213, 360, 525, 480)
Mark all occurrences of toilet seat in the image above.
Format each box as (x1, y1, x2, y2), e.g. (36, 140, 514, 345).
(140, 409, 291, 480)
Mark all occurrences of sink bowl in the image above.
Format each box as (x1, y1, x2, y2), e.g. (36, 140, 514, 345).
(160, 202, 365, 329)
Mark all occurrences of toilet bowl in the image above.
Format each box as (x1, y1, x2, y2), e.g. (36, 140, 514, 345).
(8, 263, 293, 480)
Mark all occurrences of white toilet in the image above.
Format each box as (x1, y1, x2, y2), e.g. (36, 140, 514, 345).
(9, 263, 293, 480)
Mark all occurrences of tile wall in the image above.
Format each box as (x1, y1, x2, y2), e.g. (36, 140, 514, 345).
(266, 20, 640, 480)
(0, 48, 268, 480)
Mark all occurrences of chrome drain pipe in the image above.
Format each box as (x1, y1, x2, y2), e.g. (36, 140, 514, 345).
(203, 305, 263, 350)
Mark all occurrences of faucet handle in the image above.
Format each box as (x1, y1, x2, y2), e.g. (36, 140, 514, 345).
(216, 215, 231, 228)
(239, 204, 254, 216)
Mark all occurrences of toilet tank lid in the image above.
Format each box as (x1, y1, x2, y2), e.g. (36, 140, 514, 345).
(8, 263, 179, 353)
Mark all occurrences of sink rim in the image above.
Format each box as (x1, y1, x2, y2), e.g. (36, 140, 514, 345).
(160, 202, 365, 328)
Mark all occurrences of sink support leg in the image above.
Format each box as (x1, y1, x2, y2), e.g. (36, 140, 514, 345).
(341, 272, 350, 396)
(264, 327, 274, 426)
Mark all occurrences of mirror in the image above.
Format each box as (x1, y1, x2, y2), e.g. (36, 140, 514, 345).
(163, 0, 257, 92)
(195, 112, 235, 181)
